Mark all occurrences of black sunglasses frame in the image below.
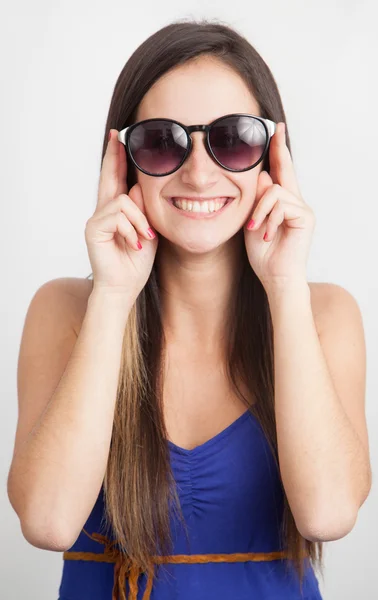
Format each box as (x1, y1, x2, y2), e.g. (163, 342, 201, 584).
(117, 113, 277, 177)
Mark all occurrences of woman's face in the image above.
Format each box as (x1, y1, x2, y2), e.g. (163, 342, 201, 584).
(134, 56, 265, 254)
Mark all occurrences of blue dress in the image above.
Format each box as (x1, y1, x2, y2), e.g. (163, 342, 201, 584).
(58, 409, 323, 599)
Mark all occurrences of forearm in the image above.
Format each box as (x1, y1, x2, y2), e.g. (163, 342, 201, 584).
(266, 280, 368, 540)
(9, 289, 134, 547)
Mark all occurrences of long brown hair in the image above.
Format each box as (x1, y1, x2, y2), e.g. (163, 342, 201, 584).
(87, 17, 324, 591)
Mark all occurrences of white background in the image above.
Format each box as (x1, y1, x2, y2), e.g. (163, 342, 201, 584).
(1, 1, 377, 598)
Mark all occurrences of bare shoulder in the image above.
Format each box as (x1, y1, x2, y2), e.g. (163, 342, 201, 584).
(62, 276, 94, 335)
(308, 281, 363, 337)
(40, 276, 94, 337)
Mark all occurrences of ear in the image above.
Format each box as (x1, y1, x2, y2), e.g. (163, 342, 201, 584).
(127, 182, 147, 215)
(255, 170, 273, 202)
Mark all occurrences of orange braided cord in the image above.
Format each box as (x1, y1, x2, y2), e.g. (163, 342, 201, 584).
(62, 528, 299, 600)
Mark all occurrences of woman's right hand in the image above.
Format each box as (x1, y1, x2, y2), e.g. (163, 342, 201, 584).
(85, 129, 158, 298)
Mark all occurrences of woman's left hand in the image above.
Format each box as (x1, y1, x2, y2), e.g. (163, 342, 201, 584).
(243, 122, 316, 290)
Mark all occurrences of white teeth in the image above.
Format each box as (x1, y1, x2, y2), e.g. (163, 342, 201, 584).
(172, 198, 228, 213)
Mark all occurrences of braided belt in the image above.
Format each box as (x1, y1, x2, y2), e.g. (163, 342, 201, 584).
(63, 528, 297, 600)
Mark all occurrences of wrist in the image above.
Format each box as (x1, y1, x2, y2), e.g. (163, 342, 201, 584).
(89, 285, 137, 313)
(263, 277, 310, 304)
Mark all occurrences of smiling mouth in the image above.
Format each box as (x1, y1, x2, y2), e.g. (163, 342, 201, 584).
(168, 197, 234, 216)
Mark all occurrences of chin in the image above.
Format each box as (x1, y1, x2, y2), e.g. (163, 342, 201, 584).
(170, 232, 233, 254)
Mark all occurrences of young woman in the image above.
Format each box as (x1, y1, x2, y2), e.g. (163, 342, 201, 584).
(8, 19, 371, 600)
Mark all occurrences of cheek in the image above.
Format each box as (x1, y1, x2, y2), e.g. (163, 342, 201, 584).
(236, 177, 261, 220)
(136, 176, 168, 219)
(138, 179, 162, 202)
(138, 170, 173, 201)
(135, 173, 152, 200)
(238, 174, 258, 202)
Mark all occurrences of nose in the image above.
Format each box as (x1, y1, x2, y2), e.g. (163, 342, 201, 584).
(178, 132, 220, 188)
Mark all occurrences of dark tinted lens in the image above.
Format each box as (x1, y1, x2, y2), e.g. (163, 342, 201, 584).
(128, 120, 188, 175)
(209, 116, 267, 170)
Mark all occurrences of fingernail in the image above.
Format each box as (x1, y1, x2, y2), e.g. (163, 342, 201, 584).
(247, 219, 255, 230)
(108, 130, 112, 142)
(136, 240, 143, 250)
(147, 227, 156, 239)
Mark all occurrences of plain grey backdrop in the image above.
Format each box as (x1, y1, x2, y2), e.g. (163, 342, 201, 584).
(1, 1, 377, 598)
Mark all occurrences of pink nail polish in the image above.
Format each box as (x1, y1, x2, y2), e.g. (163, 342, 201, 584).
(136, 240, 142, 250)
(147, 228, 156, 239)
(263, 232, 268, 241)
(247, 219, 255, 230)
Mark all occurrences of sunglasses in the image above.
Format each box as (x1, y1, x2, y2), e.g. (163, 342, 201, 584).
(117, 113, 276, 177)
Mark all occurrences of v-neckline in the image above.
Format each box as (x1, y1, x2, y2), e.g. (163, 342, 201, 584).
(166, 408, 253, 456)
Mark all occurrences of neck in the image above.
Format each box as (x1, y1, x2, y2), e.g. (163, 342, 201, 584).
(155, 231, 244, 356)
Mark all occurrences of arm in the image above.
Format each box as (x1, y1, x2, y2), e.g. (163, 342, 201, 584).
(7, 281, 135, 551)
(266, 280, 371, 542)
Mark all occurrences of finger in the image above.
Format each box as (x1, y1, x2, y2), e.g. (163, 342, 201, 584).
(263, 200, 285, 242)
(269, 122, 301, 197)
(90, 210, 143, 252)
(94, 186, 156, 241)
(116, 140, 128, 198)
(97, 129, 126, 208)
(115, 211, 143, 251)
(247, 184, 297, 230)
(246, 170, 272, 230)
(127, 183, 157, 240)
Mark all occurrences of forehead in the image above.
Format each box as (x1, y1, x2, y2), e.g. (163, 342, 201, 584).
(136, 57, 260, 125)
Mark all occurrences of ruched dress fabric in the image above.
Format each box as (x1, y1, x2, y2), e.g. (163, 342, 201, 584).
(58, 409, 323, 599)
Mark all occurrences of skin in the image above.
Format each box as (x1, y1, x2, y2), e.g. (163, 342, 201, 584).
(135, 55, 265, 356)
